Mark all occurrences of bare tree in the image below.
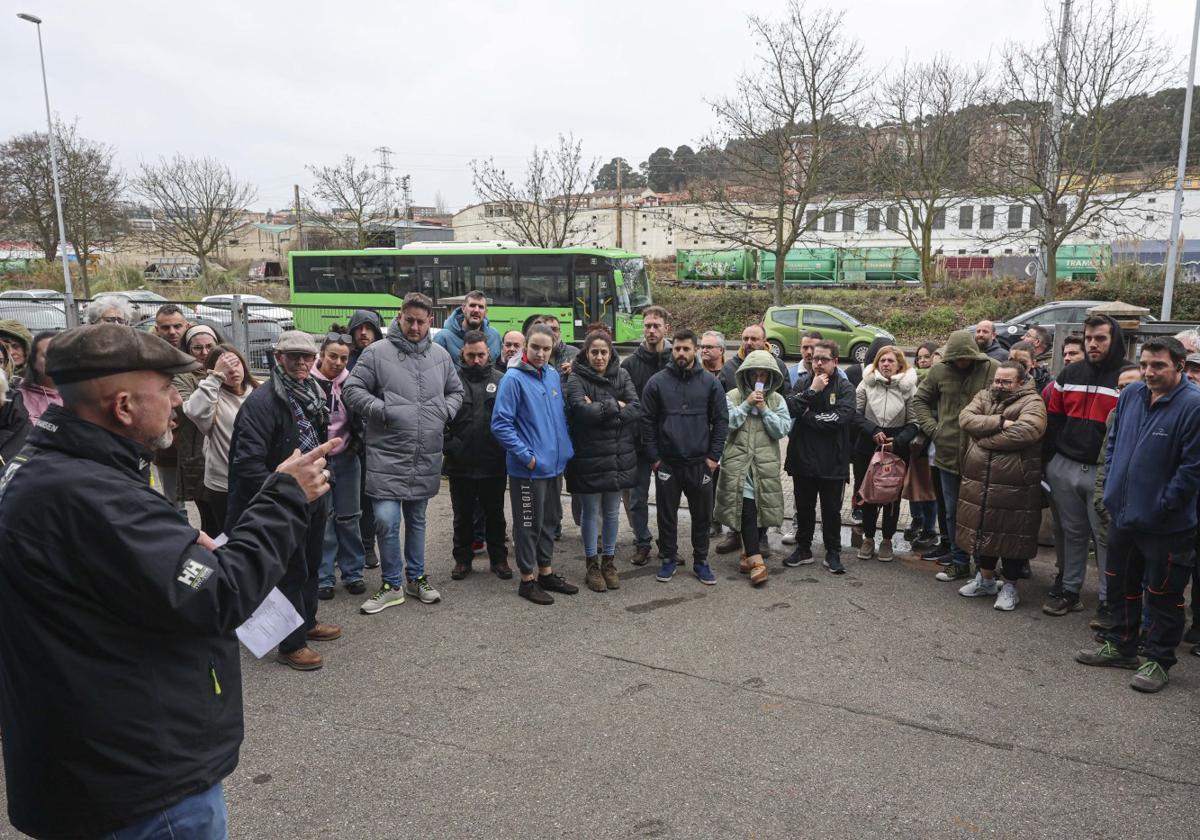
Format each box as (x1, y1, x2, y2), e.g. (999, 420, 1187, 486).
(677, 1, 870, 306)
(58, 123, 123, 298)
(0, 132, 58, 260)
(131, 156, 256, 278)
(470, 134, 597, 248)
(865, 57, 986, 295)
(303, 155, 388, 249)
(973, 0, 1172, 299)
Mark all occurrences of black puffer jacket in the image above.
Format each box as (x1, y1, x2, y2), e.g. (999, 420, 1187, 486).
(0, 406, 309, 838)
(640, 360, 729, 465)
(621, 341, 672, 397)
(443, 363, 507, 479)
(786, 369, 856, 479)
(565, 357, 640, 493)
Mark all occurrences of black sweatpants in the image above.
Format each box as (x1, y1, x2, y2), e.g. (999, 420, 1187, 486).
(794, 477, 844, 552)
(450, 476, 508, 567)
(655, 460, 714, 563)
(1102, 525, 1196, 669)
(740, 497, 763, 555)
(510, 476, 559, 577)
(977, 555, 1025, 581)
(279, 495, 330, 654)
(862, 499, 900, 540)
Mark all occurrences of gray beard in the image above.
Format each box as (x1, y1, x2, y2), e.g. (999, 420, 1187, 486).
(150, 429, 174, 450)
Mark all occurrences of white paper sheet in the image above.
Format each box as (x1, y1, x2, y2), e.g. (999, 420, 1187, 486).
(212, 532, 229, 548)
(235, 587, 304, 658)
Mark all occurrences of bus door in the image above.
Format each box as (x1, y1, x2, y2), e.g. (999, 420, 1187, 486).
(572, 256, 615, 339)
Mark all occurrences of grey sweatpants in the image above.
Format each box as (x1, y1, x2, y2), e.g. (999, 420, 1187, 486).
(510, 476, 560, 576)
(1047, 454, 1107, 599)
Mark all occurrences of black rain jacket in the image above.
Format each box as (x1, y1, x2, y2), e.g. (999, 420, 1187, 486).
(443, 363, 507, 479)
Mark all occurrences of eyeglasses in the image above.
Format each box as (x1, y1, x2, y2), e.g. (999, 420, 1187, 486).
(326, 331, 353, 344)
(699, 344, 723, 351)
(99, 316, 128, 325)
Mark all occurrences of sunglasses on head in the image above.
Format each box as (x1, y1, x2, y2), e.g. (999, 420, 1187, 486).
(326, 331, 353, 344)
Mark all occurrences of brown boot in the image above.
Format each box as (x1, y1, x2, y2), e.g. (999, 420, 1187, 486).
(276, 646, 323, 671)
(601, 554, 620, 590)
(748, 554, 769, 586)
(632, 544, 651, 566)
(716, 532, 742, 554)
(584, 556, 606, 592)
(738, 552, 752, 575)
(306, 622, 342, 642)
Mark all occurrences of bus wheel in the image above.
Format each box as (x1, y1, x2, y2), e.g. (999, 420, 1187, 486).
(768, 339, 785, 359)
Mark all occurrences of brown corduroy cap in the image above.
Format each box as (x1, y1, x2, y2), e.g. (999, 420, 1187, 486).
(46, 323, 201, 384)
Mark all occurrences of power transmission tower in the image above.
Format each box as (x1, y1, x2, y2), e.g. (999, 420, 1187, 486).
(375, 146, 395, 217)
(399, 175, 413, 219)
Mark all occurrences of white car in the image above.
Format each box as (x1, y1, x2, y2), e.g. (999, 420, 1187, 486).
(197, 294, 294, 330)
(0, 289, 64, 301)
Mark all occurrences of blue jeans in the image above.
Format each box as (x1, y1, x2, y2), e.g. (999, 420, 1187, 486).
(940, 470, 969, 568)
(319, 450, 366, 588)
(580, 491, 622, 557)
(625, 453, 654, 548)
(373, 497, 428, 586)
(909, 500, 937, 533)
(106, 783, 226, 839)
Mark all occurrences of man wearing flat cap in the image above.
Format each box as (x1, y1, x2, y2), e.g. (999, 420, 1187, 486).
(227, 330, 342, 671)
(0, 324, 339, 839)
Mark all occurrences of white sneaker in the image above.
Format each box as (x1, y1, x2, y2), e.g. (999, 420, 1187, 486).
(360, 582, 405, 614)
(856, 536, 876, 561)
(958, 572, 999, 598)
(781, 530, 797, 546)
(405, 576, 442, 604)
(994, 582, 1020, 611)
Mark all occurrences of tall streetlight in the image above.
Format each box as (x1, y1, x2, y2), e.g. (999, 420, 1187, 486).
(1163, 0, 1200, 321)
(17, 12, 78, 326)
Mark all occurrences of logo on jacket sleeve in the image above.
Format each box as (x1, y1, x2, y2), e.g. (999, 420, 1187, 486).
(177, 558, 214, 589)
(486, 383, 497, 393)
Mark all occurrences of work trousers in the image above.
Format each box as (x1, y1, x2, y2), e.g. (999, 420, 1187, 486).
(278, 495, 329, 654)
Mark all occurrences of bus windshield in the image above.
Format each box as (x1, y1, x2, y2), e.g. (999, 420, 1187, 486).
(614, 258, 651, 312)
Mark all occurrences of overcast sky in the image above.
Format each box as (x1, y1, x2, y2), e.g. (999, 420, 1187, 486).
(3, 0, 1196, 213)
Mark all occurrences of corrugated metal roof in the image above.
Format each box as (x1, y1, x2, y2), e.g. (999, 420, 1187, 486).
(254, 223, 295, 234)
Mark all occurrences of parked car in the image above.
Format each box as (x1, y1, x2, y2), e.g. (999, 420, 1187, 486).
(763, 304, 894, 363)
(197, 294, 294, 330)
(984, 300, 1159, 349)
(0, 289, 64, 301)
(0, 300, 68, 333)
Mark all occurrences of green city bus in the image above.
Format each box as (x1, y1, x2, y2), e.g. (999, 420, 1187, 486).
(288, 244, 652, 343)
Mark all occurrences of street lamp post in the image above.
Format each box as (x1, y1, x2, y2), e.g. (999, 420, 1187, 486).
(17, 12, 79, 327)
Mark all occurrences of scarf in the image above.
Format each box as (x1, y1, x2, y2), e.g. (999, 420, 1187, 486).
(272, 367, 328, 453)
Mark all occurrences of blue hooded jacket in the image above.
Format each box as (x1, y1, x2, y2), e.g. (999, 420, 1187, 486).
(1104, 377, 1200, 533)
(433, 309, 502, 368)
(491, 357, 574, 479)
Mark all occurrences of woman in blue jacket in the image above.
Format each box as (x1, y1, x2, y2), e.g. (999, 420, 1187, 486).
(491, 324, 579, 605)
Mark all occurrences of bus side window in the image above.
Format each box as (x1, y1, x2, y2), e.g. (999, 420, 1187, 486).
(516, 255, 569, 307)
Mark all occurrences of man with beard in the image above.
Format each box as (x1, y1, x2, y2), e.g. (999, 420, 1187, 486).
(151, 305, 190, 510)
(973, 320, 1009, 361)
(621, 305, 672, 565)
(435, 290, 502, 366)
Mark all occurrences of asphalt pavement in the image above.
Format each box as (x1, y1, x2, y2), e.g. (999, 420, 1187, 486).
(3, 485, 1197, 840)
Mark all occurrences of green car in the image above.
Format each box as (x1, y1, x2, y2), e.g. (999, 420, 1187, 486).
(764, 304, 894, 364)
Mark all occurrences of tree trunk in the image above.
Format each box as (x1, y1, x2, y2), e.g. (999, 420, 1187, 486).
(773, 248, 785, 308)
(920, 223, 934, 296)
(198, 253, 209, 282)
(77, 251, 91, 299)
(1044, 243, 1058, 300)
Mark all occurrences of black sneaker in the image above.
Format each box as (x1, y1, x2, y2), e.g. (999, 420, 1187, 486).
(902, 525, 919, 543)
(911, 531, 938, 550)
(1089, 602, 1114, 632)
(519, 580, 554, 605)
(1184, 624, 1200, 645)
(823, 551, 846, 575)
(921, 541, 951, 561)
(783, 546, 814, 567)
(344, 580, 366, 596)
(538, 572, 579, 595)
(1043, 591, 1080, 617)
(363, 546, 380, 569)
(318, 586, 335, 601)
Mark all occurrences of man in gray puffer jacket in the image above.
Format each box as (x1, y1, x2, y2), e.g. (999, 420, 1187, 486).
(343, 292, 463, 613)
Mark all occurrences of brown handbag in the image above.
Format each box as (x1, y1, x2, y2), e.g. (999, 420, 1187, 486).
(902, 453, 936, 502)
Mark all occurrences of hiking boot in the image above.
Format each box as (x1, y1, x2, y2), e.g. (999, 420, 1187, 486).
(935, 563, 971, 582)
(781, 529, 797, 546)
(601, 555, 620, 590)
(584, 556, 606, 592)
(360, 582, 405, 615)
(538, 572, 578, 594)
(877, 539, 894, 562)
(784, 546, 814, 567)
(823, 551, 846, 575)
(306, 622, 342, 642)
(716, 532, 742, 554)
(632, 544, 652, 566)
(405, 576, 442, 604)
(912, 531, 938, 550)
(1075, 641, 1140, 669)
(958, 572, 999, 598)
(318, 586, 334, 601)
(746, 554, 768, 586)
(1042, 591, 1079, 617)
(491, 562, 513, 580)
(1089, 603, 1115, 632)
(921, 541, 951, 562)
(276, 647, 322, 671)
(363, 545, 380, 569)
(994, 582, 1020, 611)
(451, 562, 472, 581)
(694, 561, 717, 585)
(656, 559, 678, 582)
(519, 580, 554, 605)
(1184, 624, 1200, 645)
(1130, 660, 1169, 693)
(856, 536, 876, 561)
(344, 579, 366, 596)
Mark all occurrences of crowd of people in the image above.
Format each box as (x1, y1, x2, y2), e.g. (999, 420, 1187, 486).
(2, 292, 1200, 837)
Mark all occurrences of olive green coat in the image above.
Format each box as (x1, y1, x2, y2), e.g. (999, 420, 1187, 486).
(714, 350, 790, 530)
(912, 330, 999, 473)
